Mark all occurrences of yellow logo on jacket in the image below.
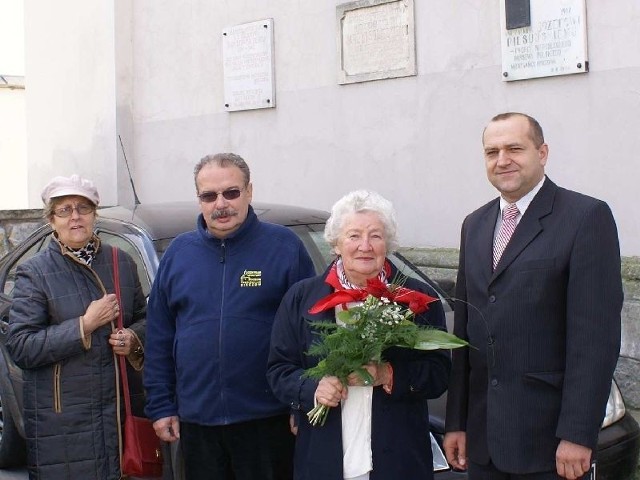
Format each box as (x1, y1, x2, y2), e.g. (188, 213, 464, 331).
(240, 270, 262, 287)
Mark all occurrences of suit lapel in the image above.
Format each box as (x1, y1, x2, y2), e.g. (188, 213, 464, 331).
(491, 178, 557, 281)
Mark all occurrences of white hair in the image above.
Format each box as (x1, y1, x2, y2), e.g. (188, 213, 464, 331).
(324, 190, 398, 252)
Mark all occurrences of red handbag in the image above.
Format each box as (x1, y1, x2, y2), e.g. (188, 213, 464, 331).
(113, 248, 163, 478)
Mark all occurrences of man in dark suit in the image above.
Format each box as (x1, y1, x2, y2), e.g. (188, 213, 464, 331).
(443, 112, 623, 480)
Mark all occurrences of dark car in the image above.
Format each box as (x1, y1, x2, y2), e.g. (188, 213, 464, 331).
(0, 202, 638, 479)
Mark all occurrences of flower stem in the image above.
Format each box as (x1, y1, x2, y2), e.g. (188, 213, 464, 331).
(307, 404, 331, 426)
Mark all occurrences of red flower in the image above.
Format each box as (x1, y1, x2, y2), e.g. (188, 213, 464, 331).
(364, 277, 436, 314)
(308, 262, 437, 315)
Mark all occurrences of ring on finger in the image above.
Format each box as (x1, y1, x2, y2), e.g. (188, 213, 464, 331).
(119, 340, 125, 347)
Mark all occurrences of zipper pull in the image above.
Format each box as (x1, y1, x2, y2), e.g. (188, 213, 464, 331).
(220, 240, 226, 263)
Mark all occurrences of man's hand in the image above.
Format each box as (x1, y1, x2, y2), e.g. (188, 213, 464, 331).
(556, 440, 591, 479)
(153, 416, 180, 442)
(443, 431, 468, 471)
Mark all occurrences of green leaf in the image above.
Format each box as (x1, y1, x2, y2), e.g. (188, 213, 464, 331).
(337, 309, 361, 325)
(413, 329, 469, 350)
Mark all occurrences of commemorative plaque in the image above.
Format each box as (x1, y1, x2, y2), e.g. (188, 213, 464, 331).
(223, 19, 275, 111)
(337, 0, 416, 84)
(500, 0, 588, 81)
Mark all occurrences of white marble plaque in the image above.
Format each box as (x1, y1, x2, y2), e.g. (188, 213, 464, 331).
(337, 0, 416, 84)
(222, 19, 275, 111)
(500, 0, 588, 81)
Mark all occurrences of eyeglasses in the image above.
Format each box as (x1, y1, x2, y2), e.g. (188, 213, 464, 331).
(197, 188, 243, 203)
(53, 204, 95, 218)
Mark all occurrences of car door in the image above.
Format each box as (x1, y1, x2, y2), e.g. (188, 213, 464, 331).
(0, 226, 52, 466)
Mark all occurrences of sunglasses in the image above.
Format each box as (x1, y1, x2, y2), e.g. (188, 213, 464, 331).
(197, 188, 243, 203)
(53, 204, 95, 218)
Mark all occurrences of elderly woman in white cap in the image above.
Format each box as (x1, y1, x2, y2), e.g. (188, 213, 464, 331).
(6, 175, 147, 480)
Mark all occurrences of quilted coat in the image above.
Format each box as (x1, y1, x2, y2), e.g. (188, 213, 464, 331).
(6, 235, 147, 480)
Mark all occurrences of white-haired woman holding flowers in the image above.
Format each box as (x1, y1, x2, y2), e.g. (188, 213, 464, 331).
(267, 190, 453, 480)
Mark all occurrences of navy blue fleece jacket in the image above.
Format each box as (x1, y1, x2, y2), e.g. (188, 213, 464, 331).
(144, 206, 315, 425)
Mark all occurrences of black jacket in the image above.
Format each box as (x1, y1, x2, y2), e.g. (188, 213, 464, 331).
(267, 262, 451, 480)
(445, 178, 622, 473)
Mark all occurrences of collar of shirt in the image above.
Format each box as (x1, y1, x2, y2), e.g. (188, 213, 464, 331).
(498, 175, 546, 225)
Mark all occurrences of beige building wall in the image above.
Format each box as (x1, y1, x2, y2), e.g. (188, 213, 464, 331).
(10, 0, 640, 254)
(127, 0, 640, 254)
(22, 0, 119, 208)
(0, 88, 27, 209)
(0, 0, 27, 210)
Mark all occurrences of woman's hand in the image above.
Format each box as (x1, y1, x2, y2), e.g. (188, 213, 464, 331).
(347, 362, 392, 387)
(82, 294, 119, 335)
(314, 376, 347, 407)
(109, 328, 139, 356)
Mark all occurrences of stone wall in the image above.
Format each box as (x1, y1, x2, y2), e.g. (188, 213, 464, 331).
(0, 209, 45, 259)
(1, 210, 638, 412)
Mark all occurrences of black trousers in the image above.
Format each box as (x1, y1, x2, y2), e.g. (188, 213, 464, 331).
(180, 414, 294, 480)
(468, 459, 591, 480)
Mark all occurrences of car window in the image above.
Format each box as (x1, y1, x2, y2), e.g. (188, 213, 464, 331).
(152, 238, 173, 260)
(98, 231, 153, 298)
(3, 234, 51, 297)
(287, 226, 331, 274)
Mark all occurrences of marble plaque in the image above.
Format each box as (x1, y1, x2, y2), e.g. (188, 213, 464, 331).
(500, 0, 588, 81)
(222, 19, 275, 111)
(337, 0, 416, 84)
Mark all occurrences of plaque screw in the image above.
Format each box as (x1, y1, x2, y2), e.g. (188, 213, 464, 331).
(225, 103, 229, 107)
(264, 24, 268, 28)
(577, 63, 582, 68)
(266, 99, 271, 103)
(503, 72, 508, 77)
(223, 32, 227, 36)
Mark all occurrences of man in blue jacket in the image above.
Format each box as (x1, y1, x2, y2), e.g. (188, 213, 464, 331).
(144, 153, 315, 480)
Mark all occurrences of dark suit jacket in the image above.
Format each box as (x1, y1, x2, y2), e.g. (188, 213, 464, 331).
(445, 177, 623, 474)
(267, 262, 451, 480)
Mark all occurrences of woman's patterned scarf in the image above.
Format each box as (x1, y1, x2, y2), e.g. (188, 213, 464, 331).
(54, 232, 99, 266)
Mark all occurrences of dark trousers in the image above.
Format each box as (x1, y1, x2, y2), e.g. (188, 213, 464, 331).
(180, 414, 294, 480)
(468, 459, 591, 480)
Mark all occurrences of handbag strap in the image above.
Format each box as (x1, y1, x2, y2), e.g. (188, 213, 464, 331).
(112, 247, 133, 416)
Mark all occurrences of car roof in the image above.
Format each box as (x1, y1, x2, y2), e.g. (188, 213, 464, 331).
(98, 201, 329, 241)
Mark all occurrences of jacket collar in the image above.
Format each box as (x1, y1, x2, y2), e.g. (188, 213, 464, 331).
(49, 231, 102, 265)
(196, 204, 258, 246)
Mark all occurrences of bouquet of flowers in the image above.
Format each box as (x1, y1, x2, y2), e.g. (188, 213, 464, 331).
(304, 275, 468, 426)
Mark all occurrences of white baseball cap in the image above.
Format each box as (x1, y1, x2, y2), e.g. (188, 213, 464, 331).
(41, 174, 100, 206)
